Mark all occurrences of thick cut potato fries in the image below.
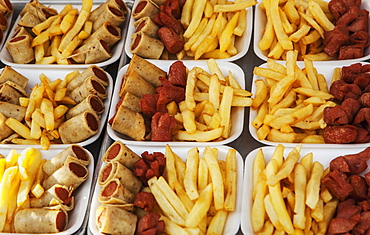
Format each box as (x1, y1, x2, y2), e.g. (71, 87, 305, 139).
(258, 0, 335, 60)
(150, 145, 237, 234)
(252, 50, 335, 143)
(0, 148, 44, 232)
(181, 0, 256, 59)
(174, 60, 252, 142)
(251, 145, 338, 234)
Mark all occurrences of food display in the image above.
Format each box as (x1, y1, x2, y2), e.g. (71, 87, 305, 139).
(250, 56, 370, 147)
(0, 66, 112, 149)
(108, 56, 252, 145)
(242, 145, 370, 235)
(90, 142, 243, 235)
(0, 145, 93, 233)
(3, 0, 370, 234)
(126, 0, 254, 60)
(1, 0, 128, 67)
(254, 0, 370, 61)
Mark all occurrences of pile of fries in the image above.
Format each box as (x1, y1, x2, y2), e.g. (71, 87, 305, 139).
(29, 0, 93, 64)
(258, 0, 335, 61)
(149, 145, 237, 234)
(252, 50, 336, 143)
(0, 148, 45, 232)
(251, 144, 338, 235)
(173, 59, 252, 142)
(4, 70, 80, 150)
(179, 0, 256, 60)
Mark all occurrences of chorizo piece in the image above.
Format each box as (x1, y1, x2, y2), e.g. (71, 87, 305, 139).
(151, 112, 176, 141)
(323, 125, 358, 143)
(136, 212, 164, 235)
(134, 192, 155, 212)
(157, 26, 184, 54)
(168, 61, 187, 87)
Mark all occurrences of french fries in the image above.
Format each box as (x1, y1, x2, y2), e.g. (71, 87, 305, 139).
(0, 148, 42, 232)
(252, 50, 335, 143)
(258, 0, 335, 60)
(251, 145, 338, 234)
(181, 0, 256, 59)
(174, 59, 252, 142)
(149, 145, 238, 234)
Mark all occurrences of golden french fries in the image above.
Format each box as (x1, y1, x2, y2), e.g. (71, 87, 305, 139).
(174, 59, 252, 142)
(181, 0, 256, 59)
(148, 145, 238, 234)
(252, 50, 335, 143)
(258, 0, 335, 60)
(251, 145, 338, 234)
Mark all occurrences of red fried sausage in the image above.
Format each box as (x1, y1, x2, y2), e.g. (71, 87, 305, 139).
(157, 26, 184, 54)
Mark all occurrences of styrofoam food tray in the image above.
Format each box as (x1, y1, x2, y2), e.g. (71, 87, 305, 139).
(0, 11, 13, 51)
(253, 0, 370, 62)
(249, 61, 370, 148)
(241, 146, 369, 234)
(89, 145, 243, 235)
(125, 0, 253, 61)
(0, 67, 113, 149)
(107, 60, 245, 146)
(0, 5, 129, 69)
(0, 146, 94, 235)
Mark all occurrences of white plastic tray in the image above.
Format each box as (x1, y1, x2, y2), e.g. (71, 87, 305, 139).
(0, 146, 94, 235)
(107, 60, 246, 146)
(241, 146, 370, 235)
(253, 0, 370, 63)
(124, 0, 252, 61)
(0, 5, 129, 69)
(89, 145, 243, 235)
(249, 61, 370, 148)
(0, 67, 113, 149)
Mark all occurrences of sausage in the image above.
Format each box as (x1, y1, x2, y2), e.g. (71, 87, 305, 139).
(101, 163, 113, 183)
(134, 151, 165, 186)
(134, 192, 155, 212)
(55, 187, 73, 205)
(72, 145, 89, 162)
(69, 162, 88, 178)
(136, 20, 146, 32)
(107, 143, 121, 160)
(132, 33, 142, 50)
(136, 212, 165, 235)
(0, 12, 7, 31)
(323, 125, 358, 144)
(157, 11, 183, 34)
(89, 95, 104, 113)
(151, 112, 175, 141)
(168, 60, 186, 87)
(349, 175, 368, 200)
(92, 67, 109, 84)
(157, 26, 184, 54)
(55, 210, 67, 232)
(86, 112, 99, 131)
(135, 0, 148, 14)
(101, 180, 118, 197)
